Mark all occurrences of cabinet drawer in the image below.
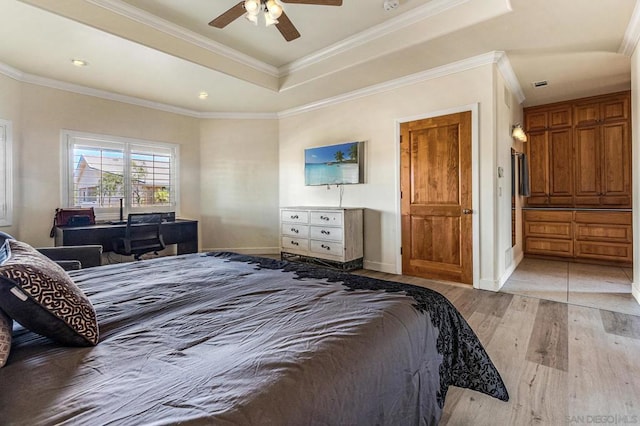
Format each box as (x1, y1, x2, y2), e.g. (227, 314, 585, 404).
(525, 237, 573, 257)
(282, 237, 308, 251)
(525, 221, 572, 239)
(574, 211, 631, 225)
(281, 210, 309, 224)
(310, 211, 343, 226)
(574, 223, 632, 243)
(310, 226, 343, 242)
(282, 224, 309, 237)
(523, 210, 573, 222)
(310, 240, 344, 257)
(575, 241, 632, 263)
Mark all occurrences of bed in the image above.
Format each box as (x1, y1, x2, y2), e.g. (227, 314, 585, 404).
(0, 248, 508, 425)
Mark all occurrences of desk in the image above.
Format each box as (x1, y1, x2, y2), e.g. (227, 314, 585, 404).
(54, 219, 198, 255)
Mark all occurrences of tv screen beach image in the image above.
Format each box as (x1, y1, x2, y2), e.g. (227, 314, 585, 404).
(305, 141, 362, 186)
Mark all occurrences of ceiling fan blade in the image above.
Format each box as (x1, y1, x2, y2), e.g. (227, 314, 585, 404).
(275, 11, 301, 42)
(280, 0, 342, 5)
(209, 1, 246, 28)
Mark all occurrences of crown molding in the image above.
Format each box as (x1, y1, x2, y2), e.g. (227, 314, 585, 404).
(199, 112, 279, 120)
(0, 51, 523, 121)
(278, 51, 517, 118)
(279, 0, 469, 76)
(86, 0, 279, 77)
(619, 0, 640, 56)
(496, 53, 525, 104)
(0, 62, 24, 81)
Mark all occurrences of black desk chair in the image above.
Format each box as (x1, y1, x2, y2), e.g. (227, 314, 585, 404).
(112, 213, 166, 260)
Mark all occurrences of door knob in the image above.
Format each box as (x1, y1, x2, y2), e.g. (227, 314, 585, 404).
(462, 208, 473, 214)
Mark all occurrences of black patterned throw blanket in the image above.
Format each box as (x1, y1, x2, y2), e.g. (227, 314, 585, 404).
(0, 252, 508, 425)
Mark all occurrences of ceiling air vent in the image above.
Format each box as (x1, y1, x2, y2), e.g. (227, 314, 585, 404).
(532, 80, 548, 88)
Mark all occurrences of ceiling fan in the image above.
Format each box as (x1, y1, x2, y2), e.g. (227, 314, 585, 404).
(209, 0, 343, 42)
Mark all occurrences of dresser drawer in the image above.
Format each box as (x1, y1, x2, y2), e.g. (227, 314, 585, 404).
(310, 211, 343, 226)
(310, 240, 344, 257)
(282, 224, 309, 237)
(281, 210, 309, 224)
(310, 226, 343, 242)
(282, 237, 308, 251)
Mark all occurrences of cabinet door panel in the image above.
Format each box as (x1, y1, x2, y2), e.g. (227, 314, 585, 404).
(574, 126, 600, 204)
(601, 122, 630, 201)
(526, 131, 549, 204)
(574, 102, 600, 126)
(600, 96, 629, 122)
(548, 128, 573, 204)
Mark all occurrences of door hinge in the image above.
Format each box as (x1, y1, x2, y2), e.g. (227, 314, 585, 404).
(400, 247, 403, 255)
(400, 135, 403, 143)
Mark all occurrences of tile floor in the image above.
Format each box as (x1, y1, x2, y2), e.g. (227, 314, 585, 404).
(501, 257, 640, 316)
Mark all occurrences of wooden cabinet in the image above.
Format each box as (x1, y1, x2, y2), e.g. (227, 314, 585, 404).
(524, 210, 573, 257)
(524, 91, 631, 209)
(280, 207, 363, 269)
(574, 97, 630, 207)
(573, 94, 629, 126)
(523, 210, 632, 265)
(574, 211, 632, 263)
(525, 103, 572, 131)
(525, 107, 574, 206)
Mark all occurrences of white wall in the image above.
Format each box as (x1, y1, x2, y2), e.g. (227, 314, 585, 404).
(279, 64, 512, 289)
(14, 81, 201, 247)
(631, 47, 640, 304)
(495, 68, 526, 286)
(199, 118, 280, 253)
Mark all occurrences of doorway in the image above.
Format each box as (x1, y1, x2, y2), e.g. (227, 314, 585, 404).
(399, 111, 473, 284)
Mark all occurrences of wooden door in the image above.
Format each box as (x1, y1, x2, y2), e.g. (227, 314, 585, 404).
(400, 111, 472, 284)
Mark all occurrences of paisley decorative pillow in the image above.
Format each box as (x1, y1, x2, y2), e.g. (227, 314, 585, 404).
(0, 240, 98, 346)
(0, 308, 11, 367)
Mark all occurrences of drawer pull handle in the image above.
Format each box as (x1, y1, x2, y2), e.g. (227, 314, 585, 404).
(291, 241, 299, 246)
(291, 228, 299, 233)
(290, 215, 299, 219)
(320, 215, 329, 221)
(321, 244, 331, 251)
(321, 230, 330, 235)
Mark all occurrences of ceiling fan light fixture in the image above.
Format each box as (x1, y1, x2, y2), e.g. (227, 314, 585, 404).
(244, 0, 261, 14)
(245, 12, 259, 25)
(264, 11, 279, 26)
(266, 0, 283, 19)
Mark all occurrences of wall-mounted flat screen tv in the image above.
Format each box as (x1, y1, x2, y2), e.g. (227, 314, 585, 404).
(305, 141, 365, 186)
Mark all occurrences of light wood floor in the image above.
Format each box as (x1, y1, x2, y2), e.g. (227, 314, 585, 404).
(354, 269, 640, 426)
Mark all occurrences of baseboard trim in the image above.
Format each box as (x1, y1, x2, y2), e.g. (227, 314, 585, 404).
(498, 251, 524, 290)
(363, 260, 397, 274)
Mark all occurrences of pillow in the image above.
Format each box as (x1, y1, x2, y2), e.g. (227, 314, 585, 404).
(0, 240, 98, 346)
(0, 308, 11, 368)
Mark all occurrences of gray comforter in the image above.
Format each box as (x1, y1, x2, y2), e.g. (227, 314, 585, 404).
(0, 252, 508, 425)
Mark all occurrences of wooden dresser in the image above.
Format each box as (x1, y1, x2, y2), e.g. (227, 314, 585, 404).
(280, 207, 364, 270)
(522, 91, 632, 266)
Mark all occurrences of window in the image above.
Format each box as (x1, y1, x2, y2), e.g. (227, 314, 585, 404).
(62, 131, 179, 220)
(0, 119, 12, 227)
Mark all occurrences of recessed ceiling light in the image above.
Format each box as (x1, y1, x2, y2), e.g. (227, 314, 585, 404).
(71, 59, 88, 67)
(198, 92, 209, 100)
